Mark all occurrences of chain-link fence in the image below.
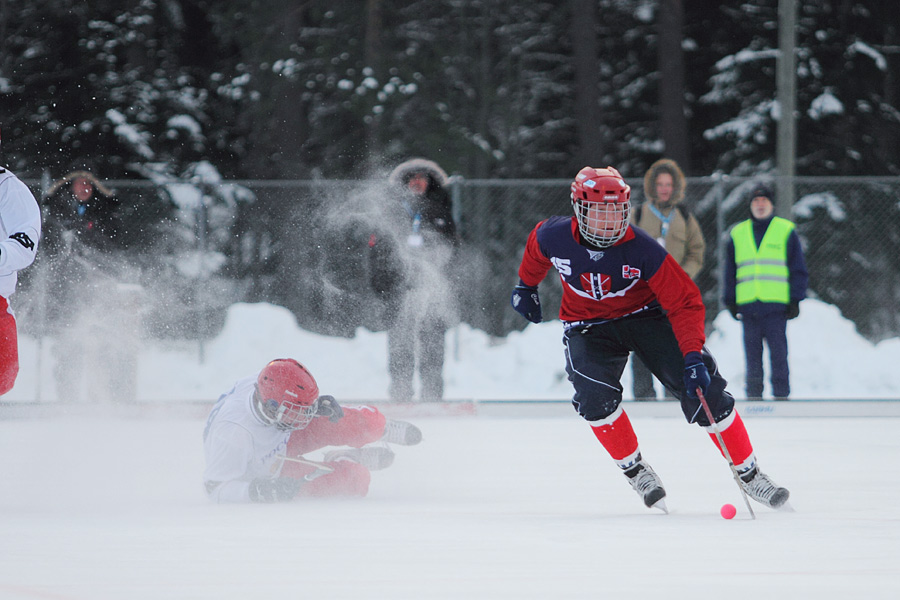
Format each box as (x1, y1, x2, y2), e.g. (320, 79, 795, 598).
(455, 175, 900, 344)
(16, 174, 900, 352)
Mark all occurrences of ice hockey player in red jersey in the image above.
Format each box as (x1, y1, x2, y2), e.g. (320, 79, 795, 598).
(510, 166, 789, 512)
(203, 358, 422, 503)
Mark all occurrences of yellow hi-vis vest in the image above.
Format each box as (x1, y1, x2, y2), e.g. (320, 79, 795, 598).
(731, 217, 794, 305)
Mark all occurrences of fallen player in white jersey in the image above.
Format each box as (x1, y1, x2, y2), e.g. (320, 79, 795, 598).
(203, 358, 422, 503)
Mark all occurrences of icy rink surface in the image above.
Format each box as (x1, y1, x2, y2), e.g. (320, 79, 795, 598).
(0, 412, 897, 600)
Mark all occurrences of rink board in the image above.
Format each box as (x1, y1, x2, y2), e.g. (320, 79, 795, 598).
(2, 398, 900, 420)
(380, 399, 900, 419)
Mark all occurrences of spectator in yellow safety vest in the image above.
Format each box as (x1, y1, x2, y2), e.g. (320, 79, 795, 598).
(723, 183, 808, 401)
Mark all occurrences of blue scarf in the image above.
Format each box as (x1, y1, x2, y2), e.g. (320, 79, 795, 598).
(647, 203, 674, 239)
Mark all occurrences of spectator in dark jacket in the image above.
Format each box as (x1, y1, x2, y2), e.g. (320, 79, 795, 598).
(723, 182, 808, 400)
(43, 170, 122, 254)
(368, 159, 459, 401)
(41, 170, 138, 403)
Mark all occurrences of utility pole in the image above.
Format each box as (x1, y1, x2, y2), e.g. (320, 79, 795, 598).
(776, 0, 797, 217)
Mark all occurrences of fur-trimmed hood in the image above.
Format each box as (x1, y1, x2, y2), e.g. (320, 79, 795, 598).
(642, 158, 686, 206)
(388, 158, 449, 188)
(45, 170, 113, 199)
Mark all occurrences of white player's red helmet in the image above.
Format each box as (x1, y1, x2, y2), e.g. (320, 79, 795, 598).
(254, 359, 319, 430)
(570, 166, 632, 248)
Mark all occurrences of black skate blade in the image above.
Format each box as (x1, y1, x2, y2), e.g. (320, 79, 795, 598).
(643, 487, 667, 510)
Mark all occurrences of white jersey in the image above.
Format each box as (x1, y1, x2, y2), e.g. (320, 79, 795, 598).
(203, 374, 293, 503)
(0, 168, 41, 299)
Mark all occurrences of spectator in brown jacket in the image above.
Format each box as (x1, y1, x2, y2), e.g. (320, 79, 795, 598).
(629, 158, 706, 400)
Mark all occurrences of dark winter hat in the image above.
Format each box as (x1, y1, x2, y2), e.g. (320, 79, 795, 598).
(748, 182, 775, 203)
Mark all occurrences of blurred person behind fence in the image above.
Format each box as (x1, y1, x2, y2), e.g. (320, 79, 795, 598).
(367, 159, 460, 402)
(630, 159, 705, 400)
(42, 169, 138, 403)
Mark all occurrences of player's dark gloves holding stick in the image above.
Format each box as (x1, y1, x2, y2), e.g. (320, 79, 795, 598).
(683, 351, 710, 400)
(511, 281, 542, 323)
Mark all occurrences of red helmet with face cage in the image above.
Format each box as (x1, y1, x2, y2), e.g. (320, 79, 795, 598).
(254, 359, 319, 430)
(570, 166, 632, 248)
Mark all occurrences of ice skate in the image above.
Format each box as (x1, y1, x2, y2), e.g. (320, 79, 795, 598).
(624, 460, 667, 512)
(382, 419, 423, 445)
(739, 467, 790, 509)
(324, 446, 395, 470)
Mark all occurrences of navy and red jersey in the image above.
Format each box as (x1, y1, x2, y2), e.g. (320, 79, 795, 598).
(517, 216, 706, 357)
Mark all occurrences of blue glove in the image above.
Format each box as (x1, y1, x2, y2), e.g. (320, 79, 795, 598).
(511, 282, 542, 323)
(683, 351, 710, 400)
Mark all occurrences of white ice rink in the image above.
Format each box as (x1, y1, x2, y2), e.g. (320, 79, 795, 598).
(2, 299, 898, 597)
(1, 409, 897, 600)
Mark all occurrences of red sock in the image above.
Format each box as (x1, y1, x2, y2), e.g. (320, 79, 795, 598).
(706, 411, 755, 471)
(590, 405, 640, 469)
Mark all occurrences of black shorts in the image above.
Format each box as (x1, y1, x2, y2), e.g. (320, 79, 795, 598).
(562, 308, 734, 426)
